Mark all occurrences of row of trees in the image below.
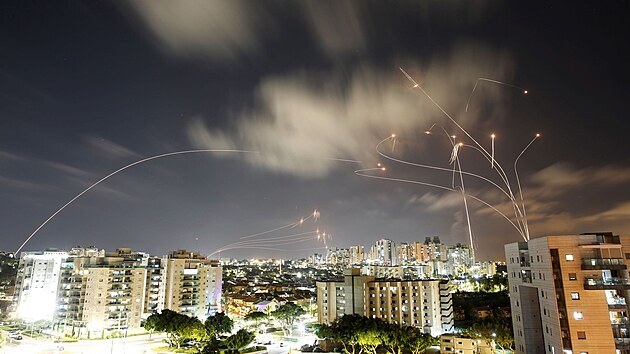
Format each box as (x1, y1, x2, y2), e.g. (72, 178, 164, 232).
(315, 315, 437, 354)
(144, 302, 307, 352)
(243, 302, 306, 336)
(144, 310, 254, 352)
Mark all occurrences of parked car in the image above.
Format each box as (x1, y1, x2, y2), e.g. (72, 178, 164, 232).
(8, 333, 23, 340)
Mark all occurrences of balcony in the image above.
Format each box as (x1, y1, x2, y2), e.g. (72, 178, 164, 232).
(609, 297, 627, 310)
(615, 338, 630, 349)
(584, 277, 630, 290)
(581, 258, 627, 270)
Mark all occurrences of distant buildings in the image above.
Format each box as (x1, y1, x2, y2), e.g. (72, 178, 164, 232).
(505, 232, 630, 354)
(375, 238, 395, 266)
(316, 268, 453, 336)
(309, 236, 481, 278)
(13, 248, 221, 335)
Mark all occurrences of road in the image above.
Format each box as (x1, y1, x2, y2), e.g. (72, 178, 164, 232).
(0, 331, 316, 354)
(0, 333, 167, 354)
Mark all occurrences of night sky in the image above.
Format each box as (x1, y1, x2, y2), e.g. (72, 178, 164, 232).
(1, 1, 629, 260)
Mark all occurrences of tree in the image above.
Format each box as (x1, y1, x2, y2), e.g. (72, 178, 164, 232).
(463, 318, 513, 353)
(144, 309, 207, 349)
(356, 328, 382, 354)
(271, 302, 305, 336)
(406, 327, 436, 354)
(315, 315, 362, 354)
(144, 314, 159, 339)
(244, 311, 267, 333)
(381, 323, 409, 354)
(225, 329, 256, 352)
(205, 312, 234, 336)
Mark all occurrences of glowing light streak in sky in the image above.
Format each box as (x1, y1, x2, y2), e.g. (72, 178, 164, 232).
(397, 68, 538, 240)
(465, 77, 528, 112)
(16, 144, 353, 254)
(354, 169, 524, 234)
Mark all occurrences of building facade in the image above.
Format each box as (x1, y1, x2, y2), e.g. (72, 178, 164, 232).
(14, 248, 222, 334)
(14, 250, 70, 321)
(161, 250, 222, 319)
(506, 232, 630, 354)
(316, 268, 453, 336)
(376, 239, 396, 266)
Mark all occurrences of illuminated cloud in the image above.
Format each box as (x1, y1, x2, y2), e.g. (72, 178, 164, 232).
(187, 45, 514, 177)
(125, 0, 269, 61)
(83, 136, 140, 159)
(302, 1, 366, 56)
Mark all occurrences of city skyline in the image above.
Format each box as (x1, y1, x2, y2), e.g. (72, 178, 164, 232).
(1, 2, 630, 261)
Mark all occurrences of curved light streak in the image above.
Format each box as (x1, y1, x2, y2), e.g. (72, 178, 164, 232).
(465, 78, 528, 112)
(17, 145, 359, 254)
(239, 212, 317, 240)
(210, 236, 320, 256)
(16, 149, 257, 254)
(376, 137, 512, 200)
(354, 171, 525, 238)
(399, 68, 533, 239)
(514, 134, 540, 241)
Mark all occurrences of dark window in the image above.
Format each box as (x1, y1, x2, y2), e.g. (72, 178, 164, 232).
(577, 331, 586, 340)
(568, 273, 577, 280)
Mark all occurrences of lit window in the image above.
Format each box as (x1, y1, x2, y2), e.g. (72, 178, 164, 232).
(573, 311, 584, 320)
(571, 292, 580, 300)
(566, 254, 574, 261)
(569, 273, 577, 280)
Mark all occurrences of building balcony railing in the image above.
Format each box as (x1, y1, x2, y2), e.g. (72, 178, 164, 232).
(615, 338, 630, 349)
(609, 297, 627, 309)
(581, 258, 627, 270)
(584, 277, 630, 290)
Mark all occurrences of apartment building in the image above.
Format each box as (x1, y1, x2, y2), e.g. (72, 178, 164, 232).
(15, 247, 222, 335)
(161, 250, 222, 319)
(505, 232, 630, 354)
(14, 250, 70, 321)
(440, 333, 493, 354)
(56, 249, 149, 333)
(316, 268, 372, 324)
(375, 239, 395, 266)
(316, 268, 453, 336)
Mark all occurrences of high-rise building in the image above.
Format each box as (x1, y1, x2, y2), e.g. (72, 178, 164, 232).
(316, 269, 453, 336)
(396, 242, 413, 265)
(14, 247, 223, 336)
(445, 243, 474, 275)
(325, 247, 351, 267)
(505, 232, 630, 354)
(144, 256, 163, 315)
(14, 250, 70, 321)
(425, 236, 448, 262)
(412, 241, 431, 262)
(349, 245, 365, 265)
(160, 250, 222, 319)
(376, 239, 395, 266)
(55, 248, 151, 333)
(316, 268, 372, 324)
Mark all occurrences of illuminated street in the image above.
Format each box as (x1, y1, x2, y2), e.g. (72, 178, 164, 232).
(0, 333, 167, 354)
